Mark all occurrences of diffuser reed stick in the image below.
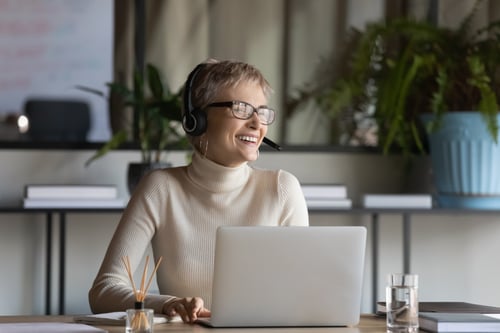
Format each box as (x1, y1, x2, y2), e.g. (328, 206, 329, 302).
(122, 255, 163, 332)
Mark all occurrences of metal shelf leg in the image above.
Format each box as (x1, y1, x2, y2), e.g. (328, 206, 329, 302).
(371, 213, 379, 313)
(45, 212, 53, 315)
(58, 212, 66, 315)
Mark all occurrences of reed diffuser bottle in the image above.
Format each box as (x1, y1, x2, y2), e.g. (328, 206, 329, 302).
(123, 255, 163, 333)
(126, 301, 153, 333)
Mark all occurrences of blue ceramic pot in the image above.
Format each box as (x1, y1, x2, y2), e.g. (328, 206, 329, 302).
(421, 112, 500, 209)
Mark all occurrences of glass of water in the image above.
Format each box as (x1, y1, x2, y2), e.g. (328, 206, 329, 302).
(386, 273, 418, 333)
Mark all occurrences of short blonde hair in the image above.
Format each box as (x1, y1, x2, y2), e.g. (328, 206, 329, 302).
(182, 59, 273, 116)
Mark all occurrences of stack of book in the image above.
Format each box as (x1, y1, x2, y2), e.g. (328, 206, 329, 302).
(23, 184, 125, 208)
(362, 193, 432, 209)
(301, 184, 352, 209)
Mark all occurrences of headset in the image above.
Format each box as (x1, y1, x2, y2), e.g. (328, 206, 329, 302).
(181, 63, 282, 150)
(182, 63, 208, 136)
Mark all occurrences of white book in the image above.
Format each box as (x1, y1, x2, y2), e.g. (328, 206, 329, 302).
(23, 198, 125, 209)
(25, 184, 118, 199)
(362, 194, 432, 209)
(419, 312, 500, 332)
(301, 184, 347, 199)
(306, 198, 352, 209)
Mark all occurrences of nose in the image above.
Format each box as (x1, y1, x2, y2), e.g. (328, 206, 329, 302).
(248, 111, 262, 128)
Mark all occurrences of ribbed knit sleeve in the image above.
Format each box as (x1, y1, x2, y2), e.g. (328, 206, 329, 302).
(88, 169, 176, 314)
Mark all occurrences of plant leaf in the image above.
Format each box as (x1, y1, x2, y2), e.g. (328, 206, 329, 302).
(74, 85, 107, 98)
(147, 63, 165, 99)
(84, 130, 128, 167)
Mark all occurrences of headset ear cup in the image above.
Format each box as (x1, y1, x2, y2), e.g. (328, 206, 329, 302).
(193, 109, 207, 136)
(182, 108, 207, 136)
(182, 63, 208, 136)
(182, 113, 195, 133)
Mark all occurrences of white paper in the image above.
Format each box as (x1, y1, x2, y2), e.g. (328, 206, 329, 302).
(0, 322, 106, 333)
(74, 312, 172, 326)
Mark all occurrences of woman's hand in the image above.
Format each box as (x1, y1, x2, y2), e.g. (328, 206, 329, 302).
(163, 297, 211, 323)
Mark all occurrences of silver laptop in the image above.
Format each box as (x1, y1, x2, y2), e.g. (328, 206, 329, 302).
(198, 226, 367, 327)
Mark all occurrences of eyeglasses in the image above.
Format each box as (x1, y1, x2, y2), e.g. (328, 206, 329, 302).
(206, 100, 275, 125)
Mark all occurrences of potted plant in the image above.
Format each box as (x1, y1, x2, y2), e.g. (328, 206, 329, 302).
(78, 63, 188, 193)
(289, 0, 500, 208)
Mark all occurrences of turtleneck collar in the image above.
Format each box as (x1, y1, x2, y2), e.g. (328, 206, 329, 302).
(186, 151, 251, 193)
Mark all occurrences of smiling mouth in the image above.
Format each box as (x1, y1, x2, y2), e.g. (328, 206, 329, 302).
(237, 135, 258, 143)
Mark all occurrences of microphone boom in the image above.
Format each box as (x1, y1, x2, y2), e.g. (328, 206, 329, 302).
(263, 137, 281, 151)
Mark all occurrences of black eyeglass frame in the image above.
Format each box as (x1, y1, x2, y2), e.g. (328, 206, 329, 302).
(206, 100, 276, 125)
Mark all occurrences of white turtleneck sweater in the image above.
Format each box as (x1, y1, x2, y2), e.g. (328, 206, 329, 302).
(89, 152, 309, 314)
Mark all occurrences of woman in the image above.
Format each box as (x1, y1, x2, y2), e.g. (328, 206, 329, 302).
(88, 59, 309, 323)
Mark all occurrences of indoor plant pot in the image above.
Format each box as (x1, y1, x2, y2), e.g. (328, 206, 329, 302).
(421, 112, 500, 208)
(127, 162, 171, 194)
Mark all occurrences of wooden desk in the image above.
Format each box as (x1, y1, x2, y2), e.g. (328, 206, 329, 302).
(0, 314, 398, 332)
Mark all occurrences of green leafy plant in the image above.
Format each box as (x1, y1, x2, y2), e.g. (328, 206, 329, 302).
(77, 63, 187, 166)
(289, 0, 500, 157)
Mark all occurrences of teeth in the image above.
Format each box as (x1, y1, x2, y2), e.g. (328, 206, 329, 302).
(237, 135, 257, 143)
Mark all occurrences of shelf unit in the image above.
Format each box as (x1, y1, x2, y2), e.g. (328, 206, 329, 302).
(2, 206, 499, 314)
(0, 207, 122, 315)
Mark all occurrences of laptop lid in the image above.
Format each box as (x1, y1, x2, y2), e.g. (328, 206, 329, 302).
(205, 226, 366, 327)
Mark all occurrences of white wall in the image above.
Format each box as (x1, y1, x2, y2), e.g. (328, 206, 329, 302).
(0, 0, 114, 141)
(1, 149, 500, 315)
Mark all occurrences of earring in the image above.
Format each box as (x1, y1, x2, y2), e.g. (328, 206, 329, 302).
(256, 149, 260, 159)
(199, 136, 208, 158)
